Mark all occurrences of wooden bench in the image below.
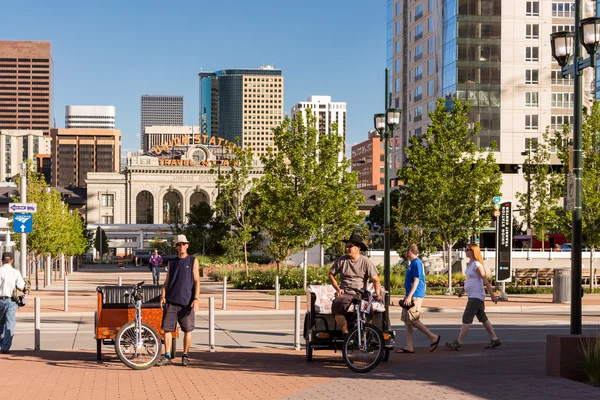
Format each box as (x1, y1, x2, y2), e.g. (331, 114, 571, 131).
(514, 269, 538, 287)
(537, 268, 554, 286)
(95, 285, 179, 360)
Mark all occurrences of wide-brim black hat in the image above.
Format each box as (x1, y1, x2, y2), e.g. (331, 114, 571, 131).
(343, 233, 368, 252)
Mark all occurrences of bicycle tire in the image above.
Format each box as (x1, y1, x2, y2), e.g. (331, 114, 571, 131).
(342, 323, 384, 373)
(115, 321, 162, 370)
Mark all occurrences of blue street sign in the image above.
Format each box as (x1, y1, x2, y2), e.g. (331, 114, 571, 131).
(13, 213, 33, 233)
(493, 196, 501, 204)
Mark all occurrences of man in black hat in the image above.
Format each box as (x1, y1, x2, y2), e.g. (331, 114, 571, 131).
(328, 233, 381, 337)
(0, 252, 26, 354)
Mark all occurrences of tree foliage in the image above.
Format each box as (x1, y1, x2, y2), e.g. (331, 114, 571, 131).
(180, 202, 229, 256)
(395, 98, 502, 278)
(214, 146, 260, 276)
(255, 112, 363, 273)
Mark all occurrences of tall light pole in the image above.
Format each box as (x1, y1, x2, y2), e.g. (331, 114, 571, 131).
(373, 68, 401, 303)
(550, 7, 600, 335)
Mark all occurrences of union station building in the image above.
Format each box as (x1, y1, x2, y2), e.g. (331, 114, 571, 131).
(85, 141, 263, 226)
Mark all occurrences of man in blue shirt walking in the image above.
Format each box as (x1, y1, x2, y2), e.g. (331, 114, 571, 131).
(397, 243, 441, 353)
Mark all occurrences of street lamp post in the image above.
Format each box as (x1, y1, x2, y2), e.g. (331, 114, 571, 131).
(550, 6, 600, 335)
(373, 68, 402, 305)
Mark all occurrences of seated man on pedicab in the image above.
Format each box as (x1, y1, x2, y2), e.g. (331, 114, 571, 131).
(328, 233, 382, 339)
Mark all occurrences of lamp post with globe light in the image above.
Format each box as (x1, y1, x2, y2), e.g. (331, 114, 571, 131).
(550, 7, 600, 334)
(373, 68, 402, 303)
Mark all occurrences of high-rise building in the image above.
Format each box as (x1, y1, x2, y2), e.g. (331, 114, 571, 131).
(50, 128, 121, 188)
(199, 66, 284, 158)
(0, 129, 49, 181)
(351, 130, 385, 190)
(387, 0, 592, 200)
(291, 95, 347, 143)
(66, 105, 115, 129)
(0, 41, 52, 136)
(140, 95, 183, 151)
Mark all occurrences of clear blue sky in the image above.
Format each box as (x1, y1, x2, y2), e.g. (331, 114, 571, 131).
(1, 0, 387, 156)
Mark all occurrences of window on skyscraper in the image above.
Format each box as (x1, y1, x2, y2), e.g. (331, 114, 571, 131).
(525, 69, 539, 84)
(526, 1, 539, 16)
(526, 24, 539, 39)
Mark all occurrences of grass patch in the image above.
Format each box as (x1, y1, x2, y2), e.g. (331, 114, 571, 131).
(580, 335, 600, 386)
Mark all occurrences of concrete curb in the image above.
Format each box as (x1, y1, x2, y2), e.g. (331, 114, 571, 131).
(15, 305, 599, 319)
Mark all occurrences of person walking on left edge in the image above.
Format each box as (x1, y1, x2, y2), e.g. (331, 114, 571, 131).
(446, 243, 501, 351)
(149, 249, 163, 285)
(397, 243, 441, 354)
(0, 252, 25, 354)
(157, 235, 200, 367)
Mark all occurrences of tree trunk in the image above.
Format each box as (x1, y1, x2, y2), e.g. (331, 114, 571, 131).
(591, 247, 595, 292)
(303, 248, 308, 290)
(244, 241, 249, 279)
(447, 243, 453, 294)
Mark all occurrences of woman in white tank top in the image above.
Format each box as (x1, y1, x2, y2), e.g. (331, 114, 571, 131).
(446, 243, 502, 351)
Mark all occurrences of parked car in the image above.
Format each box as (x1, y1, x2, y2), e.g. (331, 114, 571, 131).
(560, 243, 572, 252)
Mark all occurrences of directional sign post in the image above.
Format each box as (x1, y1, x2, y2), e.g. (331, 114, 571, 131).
(8, 203, 38, 213)
(13, 213, 33, 233)
(496, 201, 512, 301)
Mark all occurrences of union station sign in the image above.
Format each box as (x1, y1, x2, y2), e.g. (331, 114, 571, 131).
(151, 134, 238, 156)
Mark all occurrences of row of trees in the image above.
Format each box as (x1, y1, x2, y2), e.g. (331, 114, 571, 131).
(518, 101, 600, 264)
(12, 162, 89, 274)
(176, 110, 363, 286)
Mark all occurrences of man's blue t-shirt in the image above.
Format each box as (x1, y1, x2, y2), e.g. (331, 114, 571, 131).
(404, 257, 426, 298)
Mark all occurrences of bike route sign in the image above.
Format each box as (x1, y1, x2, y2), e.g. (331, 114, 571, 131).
(8, 202, 37, 213)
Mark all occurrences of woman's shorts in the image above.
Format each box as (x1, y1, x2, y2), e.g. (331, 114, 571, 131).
(462, 297, 488, 324)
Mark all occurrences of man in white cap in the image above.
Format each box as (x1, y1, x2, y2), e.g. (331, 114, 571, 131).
(157, 235, 200, 366)
(0, 252, 26, 354)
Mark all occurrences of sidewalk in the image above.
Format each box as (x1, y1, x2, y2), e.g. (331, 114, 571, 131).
(17, 264, 600, 315)
(0, 342, 598, 399)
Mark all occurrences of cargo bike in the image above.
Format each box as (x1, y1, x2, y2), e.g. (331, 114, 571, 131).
(303, 285, 395, 373)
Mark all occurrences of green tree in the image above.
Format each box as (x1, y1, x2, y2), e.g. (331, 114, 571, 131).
(214, 146, 260, 277)
(94, 227, 109, 261)
(396, 98, 502, 292)
(516, 134, 563, 251)
(551, 101, 600, 289)
(179, 202, 229, 256)
(255, 113, 363, 281)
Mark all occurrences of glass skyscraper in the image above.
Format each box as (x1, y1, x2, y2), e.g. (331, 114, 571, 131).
(199, 66, 284, 157)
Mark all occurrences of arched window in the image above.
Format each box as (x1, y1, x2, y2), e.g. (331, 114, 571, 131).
(190, 191, 209, 208)
(163, 191, 182, 224)
(136, 191, 154, 224)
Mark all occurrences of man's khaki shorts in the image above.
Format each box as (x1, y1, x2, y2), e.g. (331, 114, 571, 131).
(401, 297, 424, 326)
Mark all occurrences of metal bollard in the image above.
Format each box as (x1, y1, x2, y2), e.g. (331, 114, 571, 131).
(294, 296, 301, 350)
(34, 297, 40, 350)
(118, 277, 122, 286)
(64, 276, 68, 312)
(222, 276, 227, 310)
(209, 297, 215, 352)
(275, 276, 279, 310)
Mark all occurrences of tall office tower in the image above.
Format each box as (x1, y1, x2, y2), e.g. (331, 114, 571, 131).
(387, 0, 594, 200)
(66, 105, 115, 129)
(50, 128, 121, 187)
(140, 95, 183, 152)
(0, 129, 49, 181)
(0, 41, 52, 136)
(351, 130, 385, 190)
(199, 66, 284, 158)
(291, 95, 347, 142)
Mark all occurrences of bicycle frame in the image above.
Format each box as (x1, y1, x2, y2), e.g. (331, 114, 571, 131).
(126, 286, 144, 353)
(353, 291, 374, 350)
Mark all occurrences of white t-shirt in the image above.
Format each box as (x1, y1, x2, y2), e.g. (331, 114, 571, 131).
(464, 260, 486, 301)
(0, 263, 25, 298)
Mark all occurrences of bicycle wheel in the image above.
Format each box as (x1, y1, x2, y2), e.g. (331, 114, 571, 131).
(342, 323, 384, 373)
(115, 321, 162, 370)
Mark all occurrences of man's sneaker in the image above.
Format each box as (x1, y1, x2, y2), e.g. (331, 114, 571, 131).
(156, 355, 172, 366)
(485, 339, 502, 350)
(445, 340, 462, 351)
(182, 355, 190, 366)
